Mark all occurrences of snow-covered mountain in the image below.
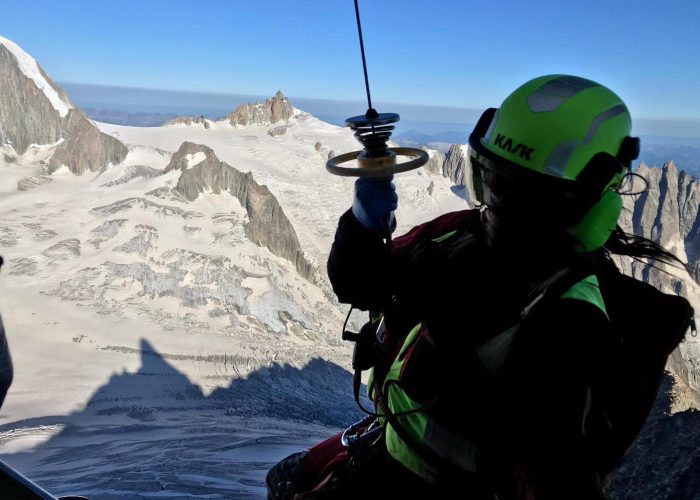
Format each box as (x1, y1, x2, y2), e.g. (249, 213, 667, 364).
(0, 37, 127, 175)
(0, 37, 467, 497)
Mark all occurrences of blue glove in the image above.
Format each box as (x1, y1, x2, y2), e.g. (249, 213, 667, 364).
(351, 175, 398, 237)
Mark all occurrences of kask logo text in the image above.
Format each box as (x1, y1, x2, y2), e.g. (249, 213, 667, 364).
(493, 134, 535, 161)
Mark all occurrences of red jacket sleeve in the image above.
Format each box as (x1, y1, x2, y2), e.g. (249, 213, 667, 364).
(326, 208, 478, 311)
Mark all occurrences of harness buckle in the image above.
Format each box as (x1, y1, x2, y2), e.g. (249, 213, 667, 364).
(341, 416, 383, 453)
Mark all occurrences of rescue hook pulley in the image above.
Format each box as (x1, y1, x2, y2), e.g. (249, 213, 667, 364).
(325, 1, 428, 177)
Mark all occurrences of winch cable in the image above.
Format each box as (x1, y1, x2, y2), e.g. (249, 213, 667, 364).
(353, 0, 377, 120)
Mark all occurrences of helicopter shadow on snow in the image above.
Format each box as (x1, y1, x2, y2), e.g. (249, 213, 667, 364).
(9, 340, 700, 498)
(0, 338, 363, 498)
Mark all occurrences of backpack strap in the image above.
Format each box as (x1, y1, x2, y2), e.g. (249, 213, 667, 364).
(477, 257, 604, 374)
(561, 275, 608, 319)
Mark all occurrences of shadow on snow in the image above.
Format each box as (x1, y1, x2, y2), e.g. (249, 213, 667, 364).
(2, 341, 700, 498)
(0, 339, 363, 499)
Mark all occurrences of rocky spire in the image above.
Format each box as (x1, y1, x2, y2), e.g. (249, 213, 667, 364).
(227, 91, 294, 126)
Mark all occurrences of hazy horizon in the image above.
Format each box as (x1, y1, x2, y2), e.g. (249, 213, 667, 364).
(62, 81, 700, 142)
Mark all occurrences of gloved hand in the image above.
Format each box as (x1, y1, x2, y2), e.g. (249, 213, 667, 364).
(351, 175, 398, 237)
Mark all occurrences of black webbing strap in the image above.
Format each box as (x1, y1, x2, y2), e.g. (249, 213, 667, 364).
(523, 256, 600, 314)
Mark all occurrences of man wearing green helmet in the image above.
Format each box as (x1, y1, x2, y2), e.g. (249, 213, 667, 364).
(267, 75, 693, 499)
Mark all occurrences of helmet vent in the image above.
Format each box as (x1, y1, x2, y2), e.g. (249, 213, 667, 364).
(527, 76, 598, 112)
(542, 140, 578, 177)
(582, 105, 628, 145)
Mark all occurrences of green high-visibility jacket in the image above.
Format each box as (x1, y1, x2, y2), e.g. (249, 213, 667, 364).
(370, 274, 608, 484)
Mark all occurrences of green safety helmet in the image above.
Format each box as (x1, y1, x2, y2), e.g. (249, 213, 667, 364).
(467, 74, 640, 253)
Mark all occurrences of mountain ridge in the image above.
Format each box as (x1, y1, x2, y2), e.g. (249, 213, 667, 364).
(0, 37, 127, 174)
(165, 141, 314, 282)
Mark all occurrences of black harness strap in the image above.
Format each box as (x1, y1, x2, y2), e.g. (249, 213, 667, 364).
(373, 380, 468, 480)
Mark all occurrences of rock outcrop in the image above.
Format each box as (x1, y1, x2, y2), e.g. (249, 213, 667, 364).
(164, 116, 211, 129)
(442, 144, 469, 187)
(613, 162, 700, 303)
(88, 219, 128, 249)
(165, 142, 313, 281)
(48, 108, 128, 174)
(114, 225, 159, 257)
(0, 42, 64, 154)
(610, 161, 700, 405)
(41, 238, 81, 262)
(227, 91, 294, 126)
(609, 372, 700, 498)
(17, 175, 51, 191)
(422, 147, 446, 176)
(267, 125, 287, 137)
(0, 37, 127, 174)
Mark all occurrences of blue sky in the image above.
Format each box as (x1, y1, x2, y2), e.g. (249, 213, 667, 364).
(1, 0, 699, 121)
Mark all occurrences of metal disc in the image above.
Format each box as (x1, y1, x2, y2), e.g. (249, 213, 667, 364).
(345, 112, 400, 128)
(326, 147, 429, 177)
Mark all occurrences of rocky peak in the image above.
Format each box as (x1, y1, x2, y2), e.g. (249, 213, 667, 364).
(270, 91, 293, 123)
(0, 42, 64, 155)
(442, 144, 470, 189)
(227, 91, 294, 126)
(0, 36, 73, 120)
(0, 36, 127, 174)
(165, 142, 314, 281)
(625, 160, 700, 273)
(164, 116, 211, 129)
(632, 161, 687, 261)
(421, 147, 445, 176)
